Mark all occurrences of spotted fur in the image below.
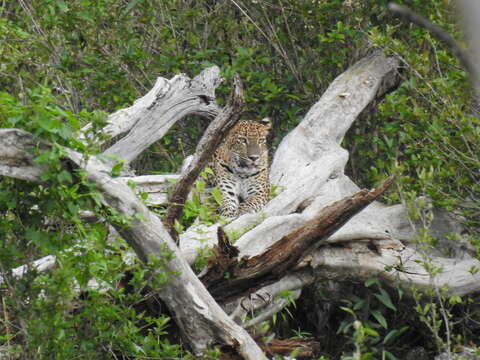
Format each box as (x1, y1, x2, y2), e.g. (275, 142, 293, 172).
(210, 118, 271, 218)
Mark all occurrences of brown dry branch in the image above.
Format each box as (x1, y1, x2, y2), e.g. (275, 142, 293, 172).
(0, 68, 266, 359)
(220, 336, 321, 359)
(163, 74, 245, 240)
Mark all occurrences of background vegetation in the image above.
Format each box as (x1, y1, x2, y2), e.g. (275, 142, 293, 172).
(0, 0, 479, 358)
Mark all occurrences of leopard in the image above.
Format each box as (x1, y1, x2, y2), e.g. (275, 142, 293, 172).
(210, 118, 271, 218)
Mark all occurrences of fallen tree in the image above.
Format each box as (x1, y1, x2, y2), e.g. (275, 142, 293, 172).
(1, 51, 479, 358)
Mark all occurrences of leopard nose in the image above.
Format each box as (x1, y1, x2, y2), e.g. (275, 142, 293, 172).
(249, 155, 259, 162)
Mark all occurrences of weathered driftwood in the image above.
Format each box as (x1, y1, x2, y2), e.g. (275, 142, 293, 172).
(66, 150, 266, 359)
(0, 255, 56, 286)
(0, 69, 267, 359)
(95, 66, 221, 166)
(2, 52, 480, 358)
(177, 52, 480, 319)
(0, 128, 50, 182)
(120, 174, 180, 205)
(0, 128, 266, 359)
(179, 51, 402, 260)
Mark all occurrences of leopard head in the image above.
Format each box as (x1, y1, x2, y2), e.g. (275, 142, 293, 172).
(226, 118, 271, 177)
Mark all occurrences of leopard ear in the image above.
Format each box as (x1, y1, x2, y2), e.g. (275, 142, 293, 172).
(260, 117, 271, 129)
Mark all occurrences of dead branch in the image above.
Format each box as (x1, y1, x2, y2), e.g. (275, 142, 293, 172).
(201, 177, 395, 303)
(220, 336, 321, 360)
(163, 74, 245, 239)
(0, 68, 265, 359)
(0, 128, 49, 182)
(2, 53, 480, 358)
(99, 66, 222, 166)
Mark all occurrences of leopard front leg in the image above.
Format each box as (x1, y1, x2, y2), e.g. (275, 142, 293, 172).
(218, 178, 240, 218)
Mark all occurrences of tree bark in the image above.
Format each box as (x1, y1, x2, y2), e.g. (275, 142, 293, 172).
(0, 68, 266, 359)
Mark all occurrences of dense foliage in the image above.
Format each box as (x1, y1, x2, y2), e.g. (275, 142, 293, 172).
(1, 0, 479, 359)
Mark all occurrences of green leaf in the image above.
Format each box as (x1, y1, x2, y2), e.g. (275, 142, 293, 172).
(25, 229, 49, 247)
(364, 278, 379, 288)
(173, 219, 184, 234)
(353, 300, 364, 310)
(364, 327, 379, 337)
(211, 187, 223, 205)
(383, 350, 397, 360)
(374, 289, 396, 311)
(383, 326, 408, 345)
(289, 347, 301, 358)
(122, 0, 143, 16)
(448, 295, 462, 305)
(111, 161, 124, 177)
(339, 306, 355, 317)
(38, 116, 62, 132)
(371, 310, 387, 329)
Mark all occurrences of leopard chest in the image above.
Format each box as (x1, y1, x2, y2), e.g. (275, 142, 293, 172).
(220, 171, 261, 202)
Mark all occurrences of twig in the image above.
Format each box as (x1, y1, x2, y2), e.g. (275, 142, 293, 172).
(388, 2, 480, 91)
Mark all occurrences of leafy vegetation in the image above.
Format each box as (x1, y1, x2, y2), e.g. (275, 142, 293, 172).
(1, 0, 479, 358)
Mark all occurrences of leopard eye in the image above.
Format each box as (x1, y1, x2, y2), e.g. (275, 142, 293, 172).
(239, 137, 248, 145)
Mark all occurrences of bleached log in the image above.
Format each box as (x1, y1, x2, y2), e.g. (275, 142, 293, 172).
(163, 74, 245, 237)
(121, 174, 179, 205)
(181, 51, 401, 257)
(242, 289, 302, 329)
(0, 255, 56, 286)
(177, 52, 480, 317)
(65, 150, 265, 359)
(201, 178, 395, 303)
(101, 66, 222, 166)
(80, 66, 222, 147)
(309, 241, 480, 297)
(0, 128, 49, 182)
